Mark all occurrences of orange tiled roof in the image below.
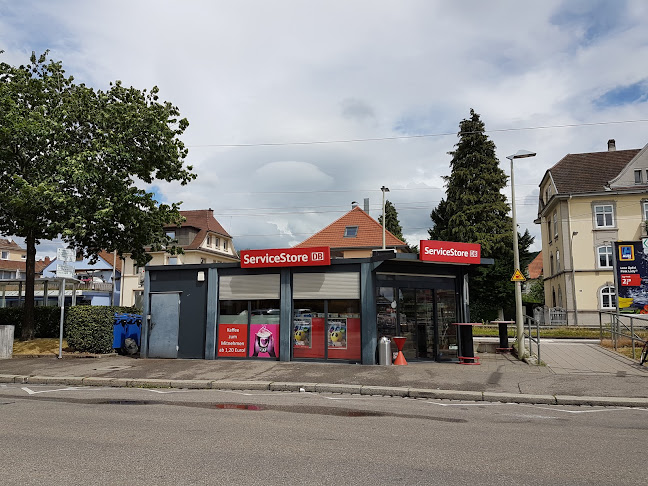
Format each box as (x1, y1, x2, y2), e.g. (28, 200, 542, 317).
(167, 209, 230, 250)
(0, 238, 24, 251)
(527, 252, 543, 280)
(295, 206, 406, 250)
(97, 250, 123, 273)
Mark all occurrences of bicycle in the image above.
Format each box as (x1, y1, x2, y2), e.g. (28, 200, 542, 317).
(641, 339, 648, 366)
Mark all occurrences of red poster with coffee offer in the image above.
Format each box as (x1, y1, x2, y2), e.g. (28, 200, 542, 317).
(218, 323, 248, 357)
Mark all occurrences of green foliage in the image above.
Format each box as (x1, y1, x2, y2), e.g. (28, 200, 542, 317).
(65, 305, 140, 354)
(428, 109, 534, 321)
(378, 200, 405, 243)
(0, 50, 195, 339)
(0, 306, 63, 338)
(524, 278, 545, 305)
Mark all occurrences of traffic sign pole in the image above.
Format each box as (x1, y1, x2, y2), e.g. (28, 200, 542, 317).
(58, 278, 65, 359)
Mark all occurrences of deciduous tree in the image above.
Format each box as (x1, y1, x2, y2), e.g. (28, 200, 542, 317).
(0, 51, 195, 339)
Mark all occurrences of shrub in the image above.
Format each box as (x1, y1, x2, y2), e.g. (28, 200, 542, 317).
(0, 306, 64, 339)
(65, 305, 141, 354)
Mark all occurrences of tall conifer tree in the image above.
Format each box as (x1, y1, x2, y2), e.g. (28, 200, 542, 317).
(429, 109, 529, 320)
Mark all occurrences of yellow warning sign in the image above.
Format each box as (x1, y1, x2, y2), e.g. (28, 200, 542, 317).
(511, 269, 526, 282)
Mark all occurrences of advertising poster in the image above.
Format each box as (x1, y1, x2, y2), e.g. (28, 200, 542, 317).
(293, 318, 312, 348)
(327, 318, 347, 350)
(249, 323, 279, 358)
(218, 323, 248, 357)
(614, 240, 648, 313)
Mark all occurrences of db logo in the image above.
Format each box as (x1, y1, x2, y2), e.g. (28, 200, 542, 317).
(469, 250, 479, 258)
(311, 251, 325, 261)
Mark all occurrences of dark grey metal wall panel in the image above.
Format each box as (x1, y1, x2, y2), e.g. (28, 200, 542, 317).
(279, 268, 292, 362)
(205, 267, 219, 359)
(360, 262, 377, 364)
(149, 268, 207, 359)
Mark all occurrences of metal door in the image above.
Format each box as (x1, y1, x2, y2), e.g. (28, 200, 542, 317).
(148, 292, 180, 358)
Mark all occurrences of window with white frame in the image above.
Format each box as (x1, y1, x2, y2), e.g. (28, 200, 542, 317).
(634, 169, 643, 184)
(214, 237, 220, 249)
(207, 235, 212, 247)
(556, 250, 560, 271)
(553, 211, 558, 238)
(224, 240, 228, 251)
(600, 286, 616, 309)
(594, 204, 614, 228)
(0, 251, 8, 260)
(547, 220, 552, 245)
(597, 246, 613, 268)
(643, 201, 648, 222)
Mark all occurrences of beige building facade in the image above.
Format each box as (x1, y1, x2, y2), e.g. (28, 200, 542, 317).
(121, 209, 239, 307)
(537, 139, 648, 325)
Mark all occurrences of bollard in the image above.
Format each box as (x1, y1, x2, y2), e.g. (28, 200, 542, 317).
(392, 336, 408, 365)
(0, 324, 15, 359)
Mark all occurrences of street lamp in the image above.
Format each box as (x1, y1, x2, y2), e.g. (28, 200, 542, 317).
(381, 186, 390, 249)
(507, 149, 536, 359)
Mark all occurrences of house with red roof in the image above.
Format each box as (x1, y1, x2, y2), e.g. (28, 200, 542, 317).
(295, 205, 407, 258)
(121, 209, 238, 307)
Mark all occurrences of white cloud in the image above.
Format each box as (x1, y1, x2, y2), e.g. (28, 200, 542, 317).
(2, 0, 648, 258)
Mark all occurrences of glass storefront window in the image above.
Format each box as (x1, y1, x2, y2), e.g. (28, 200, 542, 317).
(292, 299, 361, 361)
(218, 299, 280, 359)
(293, 300, 325, 359)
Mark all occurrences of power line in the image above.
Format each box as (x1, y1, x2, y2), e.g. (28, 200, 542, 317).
(187, 118, 648, 148)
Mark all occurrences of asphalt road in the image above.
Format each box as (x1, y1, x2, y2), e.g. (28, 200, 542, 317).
(1, 384, 646, 485)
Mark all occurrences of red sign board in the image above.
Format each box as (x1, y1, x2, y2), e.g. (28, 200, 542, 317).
(620, 274, 641, 286)
(240, 247, 330, 268)
(217, 323, 248, 357)
(419, 240, 481, 264)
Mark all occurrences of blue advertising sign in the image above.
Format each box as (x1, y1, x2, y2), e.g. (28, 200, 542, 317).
(614, 241, 648, 314)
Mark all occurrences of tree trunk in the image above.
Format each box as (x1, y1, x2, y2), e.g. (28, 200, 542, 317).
(21, 233, 37, 341)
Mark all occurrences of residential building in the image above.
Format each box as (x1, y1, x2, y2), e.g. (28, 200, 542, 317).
(523, 251, 543, 294)
(294, 205, 407, 257)
(536, 139, 648, 325)
(0, 238, 27, 279)
(41, 250, 121, 306)
(121, 209, 238, 307)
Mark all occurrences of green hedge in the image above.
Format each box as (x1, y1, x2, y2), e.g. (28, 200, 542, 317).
(0, 306, 64, 338)
(65, 306, 140, 354)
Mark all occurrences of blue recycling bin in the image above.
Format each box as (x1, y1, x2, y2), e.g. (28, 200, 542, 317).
(113, 313, 142, 350)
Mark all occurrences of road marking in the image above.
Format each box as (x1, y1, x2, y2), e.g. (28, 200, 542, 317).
(21, 386, 99, 395)
(139, 389, 190, 394)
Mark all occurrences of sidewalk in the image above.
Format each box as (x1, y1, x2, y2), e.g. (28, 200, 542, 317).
(1, 342, 647, 407)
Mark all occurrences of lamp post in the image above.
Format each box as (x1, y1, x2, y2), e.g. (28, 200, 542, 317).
(381, 186, 390, 249)
(507, 149, 536, 359)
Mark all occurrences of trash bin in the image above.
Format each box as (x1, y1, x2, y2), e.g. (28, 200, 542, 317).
(0, 324, 15, 359)
(378, 336, 392, 365)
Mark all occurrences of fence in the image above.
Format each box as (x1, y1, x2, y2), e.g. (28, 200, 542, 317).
(599, 311, 648, 360)
(533, 306, 567, 326)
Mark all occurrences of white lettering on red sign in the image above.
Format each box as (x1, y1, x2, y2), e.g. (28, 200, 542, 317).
(419, 240, 481, 264)
(240, 247, 330, 268)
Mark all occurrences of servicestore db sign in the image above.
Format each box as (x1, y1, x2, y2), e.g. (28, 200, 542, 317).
(240, 247, 331, 268)
(420, 240, 481, 264)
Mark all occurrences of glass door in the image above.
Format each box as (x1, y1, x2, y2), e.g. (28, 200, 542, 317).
(398, 289, 418, 360)
(436, 289, 458, 361)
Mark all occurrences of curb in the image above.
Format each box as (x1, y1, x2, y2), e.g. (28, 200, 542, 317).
(2, 374, 648, 408)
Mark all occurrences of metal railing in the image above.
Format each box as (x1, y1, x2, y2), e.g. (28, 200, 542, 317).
(524, 314, 541, 364)
(599, 311, 648, 360)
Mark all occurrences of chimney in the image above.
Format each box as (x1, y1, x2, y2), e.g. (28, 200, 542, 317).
(607, 139, 616, 151)
(364, 198, 370, 213)
(351, 201, 358, 209)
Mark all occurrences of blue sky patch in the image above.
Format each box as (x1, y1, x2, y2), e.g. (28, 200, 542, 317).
(595, 80, 648, 108)
(550, 0, 628, 45)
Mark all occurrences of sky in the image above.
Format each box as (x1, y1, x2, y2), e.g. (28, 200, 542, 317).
(2, 0, 648, 259)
